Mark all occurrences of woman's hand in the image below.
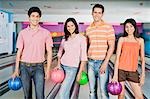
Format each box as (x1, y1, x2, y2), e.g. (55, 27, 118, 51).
(111, 74, 118, 83)
(54, 63, 61, 70)
(45, 70, 50, 80)
(139, 74, 145, 86)
(76, 72, 82, 82)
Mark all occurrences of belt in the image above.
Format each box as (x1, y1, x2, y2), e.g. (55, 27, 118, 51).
(88, 58, 95, 61)
(88, 58, 103, 61)
(20, 61, 43, 67)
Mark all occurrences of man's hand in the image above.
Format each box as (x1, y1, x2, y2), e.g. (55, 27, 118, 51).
(99, 61, 108, 74)
(139, 74, 145, 86)
(11, 69, 19, 79)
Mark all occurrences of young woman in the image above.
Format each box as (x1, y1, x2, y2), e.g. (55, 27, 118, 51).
(57, 18, 87, 99)
(112, 18, 145, 99)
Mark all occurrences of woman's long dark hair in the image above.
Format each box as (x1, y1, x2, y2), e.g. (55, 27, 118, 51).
(123, 18, 140, 38)
(64, 18, 79, 41)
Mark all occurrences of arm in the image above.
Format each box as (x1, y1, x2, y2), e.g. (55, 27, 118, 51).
(57, 57, 61, 68)
(45, 33, 53, 80)
(12, 49, 22, 78)
(99, 39, 114, 74)
(76, 61, 87, 82)
(112, 37, 123, 82)
(12, 32, 23, 78)
(104, 26, 115, 62)
(56, 39, 65, 68)
(104, 39, 115, 63)
(85, 30, 90, 51)
(45, 46, 52, 80)
(139, 38, 145, 86)
(77, 36, 88, 81)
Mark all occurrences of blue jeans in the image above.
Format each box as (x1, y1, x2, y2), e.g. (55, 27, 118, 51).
(19, 62, 45, 99)
(88, 59, 109, 99)
(59, 64, 78, 99)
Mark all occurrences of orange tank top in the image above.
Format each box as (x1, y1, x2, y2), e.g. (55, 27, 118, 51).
(119, 42, 140, 71)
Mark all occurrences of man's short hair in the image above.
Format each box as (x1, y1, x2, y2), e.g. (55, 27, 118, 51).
(28, 7, 42, 17)
(92, 4, 104, 13)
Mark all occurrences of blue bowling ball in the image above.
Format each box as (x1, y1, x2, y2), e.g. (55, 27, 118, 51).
(8, 77, 22, 91)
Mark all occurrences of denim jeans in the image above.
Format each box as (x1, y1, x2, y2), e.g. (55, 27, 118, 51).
(19, 62, 45, 99)
(59, 64, 78, 99)
(87, 59, 109, 99)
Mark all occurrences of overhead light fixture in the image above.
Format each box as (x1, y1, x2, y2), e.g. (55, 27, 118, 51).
(44, 5, 52, 8)
(43, 22, 58, 25)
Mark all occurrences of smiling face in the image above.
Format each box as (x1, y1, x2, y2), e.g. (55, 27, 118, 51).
(92, 7, 103, 22)
(125, 22, 135, 35)
(29, 12, 40, 27)
(66, 21, 76, 34)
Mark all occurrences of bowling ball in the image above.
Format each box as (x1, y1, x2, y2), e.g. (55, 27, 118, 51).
(78, 71, 88, 85)
(8, 77, 22, 91)
(50, 69, 65, 83)
(107, 82, 122, 95)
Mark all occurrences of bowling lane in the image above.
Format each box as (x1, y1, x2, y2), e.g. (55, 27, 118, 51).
(0, 54, 16, 82)
(1, 76, 57, 99)
(145, 55, 150, 70)
(0, 62, 24, 99)
(0, 56, 58, 99)
(2, 54, 150, 99)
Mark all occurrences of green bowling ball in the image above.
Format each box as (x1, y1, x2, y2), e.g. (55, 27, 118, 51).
(78, 71, 88, 85)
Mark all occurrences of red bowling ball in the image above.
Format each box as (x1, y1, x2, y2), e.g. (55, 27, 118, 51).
(107, 82, 122, 95)
(50, 69, 65, 83)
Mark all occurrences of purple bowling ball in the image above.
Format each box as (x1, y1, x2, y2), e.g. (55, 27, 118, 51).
(107, 82, 122, 95)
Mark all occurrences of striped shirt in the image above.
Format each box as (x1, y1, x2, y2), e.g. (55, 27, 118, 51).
(86, 21, 115, 60)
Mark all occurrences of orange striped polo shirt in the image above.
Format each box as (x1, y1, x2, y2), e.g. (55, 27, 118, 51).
(86, 21, 115, 60)
(119, 42, 140, 71)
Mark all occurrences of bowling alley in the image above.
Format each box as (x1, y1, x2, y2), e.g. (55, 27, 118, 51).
(0, 0, 150, 99)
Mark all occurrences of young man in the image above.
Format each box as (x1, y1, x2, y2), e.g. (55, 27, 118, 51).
(12, 7, 53, 99)
(86, 4, 115, 99)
